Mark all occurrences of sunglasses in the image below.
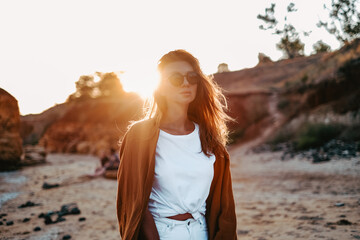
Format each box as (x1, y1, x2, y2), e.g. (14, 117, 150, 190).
(166, 71, 201, 87)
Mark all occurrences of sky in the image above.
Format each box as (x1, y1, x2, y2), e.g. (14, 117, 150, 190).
(0, 0, 341, 115)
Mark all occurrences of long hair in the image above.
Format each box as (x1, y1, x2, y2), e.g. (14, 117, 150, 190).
(145, 49, 232, 156)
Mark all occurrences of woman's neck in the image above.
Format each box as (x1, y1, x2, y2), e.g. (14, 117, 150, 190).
(160, 103, 194, 134)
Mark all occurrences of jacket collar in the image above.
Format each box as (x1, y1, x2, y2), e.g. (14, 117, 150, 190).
(133, 118, 160, 141)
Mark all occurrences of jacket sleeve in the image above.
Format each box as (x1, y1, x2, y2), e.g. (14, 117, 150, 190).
(116, 131, 130, 238)
(116, 131, 144, 240)
(214, 151, 237, 240)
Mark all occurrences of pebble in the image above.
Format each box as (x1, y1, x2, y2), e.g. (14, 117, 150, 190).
(42, 182, 60, 189)
(18, 201, 41, 208)
(253, 139, 359, 162)
(334, 202, 345, 207)
(38, 203, 81, 225)
(6, 221, 14, 226)
(336, 219, 352, 225)
(33, 226, 41, 231)
(237, 230, 249, 235)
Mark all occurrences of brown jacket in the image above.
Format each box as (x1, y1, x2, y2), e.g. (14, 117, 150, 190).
(116, 118, 237, 239)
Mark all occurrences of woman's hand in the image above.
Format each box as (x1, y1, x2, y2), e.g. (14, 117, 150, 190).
(139, 207, 160, 240)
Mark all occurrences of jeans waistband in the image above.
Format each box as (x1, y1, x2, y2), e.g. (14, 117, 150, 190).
(153, 213, 206, 227)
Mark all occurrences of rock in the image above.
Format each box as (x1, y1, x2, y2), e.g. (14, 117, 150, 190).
(38, 210, 55, 224)
(21, 145, 47, 166)
(326, 219, 352, 226)
(44, 213, 57, 225)
(257, 52, 273, 65)
(0, 221, 3, 225)
(22, 218, 30, 222)
(336, 219, 352, 225)
(334, 202, 345, 207)
(78, 217, 86, 221)
(217, 63, 230, 73)
(312, 152, 330, 163)
(265, 139, 360, 163)
(39, 96, 143, 154)
(18, 201, 41, 208)
(237, 230, 249, 235)
(20, 103, 69, 146)
(57, 216, 66, 222)
(42, 182, 60, 189)
(59, 203, 81, 216)
(0, 88, 23, 171)
(62, 235, 72, 240)
(0, 213, 7, 218)
(38, 203, 81, 225)
(33, 226, 41, 231)
(6, 220, 13, 226)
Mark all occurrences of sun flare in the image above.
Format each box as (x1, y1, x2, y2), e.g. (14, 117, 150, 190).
(120, 69, 159, 99)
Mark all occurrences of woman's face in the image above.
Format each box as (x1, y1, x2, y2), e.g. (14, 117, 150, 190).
(159, 61, 198, 106)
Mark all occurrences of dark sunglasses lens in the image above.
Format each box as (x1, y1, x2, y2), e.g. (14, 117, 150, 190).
(187, 72, 200, 84)
(168, 73, 184, 87)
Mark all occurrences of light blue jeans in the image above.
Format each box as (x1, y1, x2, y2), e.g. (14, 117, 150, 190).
(154, 214, 208, 240)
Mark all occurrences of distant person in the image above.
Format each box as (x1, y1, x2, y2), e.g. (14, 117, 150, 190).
(100, 150, 110, 167)
(106, 148, 120, 170)
(116, 50, 237, 239)
(87, 148, 119, 178)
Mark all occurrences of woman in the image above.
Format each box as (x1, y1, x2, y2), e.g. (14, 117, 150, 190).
(116, 50, 237, 239)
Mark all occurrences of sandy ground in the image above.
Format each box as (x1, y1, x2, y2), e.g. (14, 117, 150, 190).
(0, 147, 359, 240)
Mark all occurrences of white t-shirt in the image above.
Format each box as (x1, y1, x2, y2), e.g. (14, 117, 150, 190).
(148, 123, 216, 220)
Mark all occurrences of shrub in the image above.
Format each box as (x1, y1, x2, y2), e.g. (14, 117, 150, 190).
(294, 123, 343, 150)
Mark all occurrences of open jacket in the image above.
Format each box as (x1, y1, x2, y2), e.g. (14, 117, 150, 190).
(116, 118, 237, 239)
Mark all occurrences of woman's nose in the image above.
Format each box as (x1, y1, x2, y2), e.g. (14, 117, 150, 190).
(182, 77, 190, 86)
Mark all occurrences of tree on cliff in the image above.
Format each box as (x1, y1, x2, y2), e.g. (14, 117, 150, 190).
(257, 3, 308, 59)
(317, 0, 360, 45)
(66, 72, 125, 102)
(66, 75, 95, 102)
(313, 40, 332, 53)
(96, 72, 125, 98)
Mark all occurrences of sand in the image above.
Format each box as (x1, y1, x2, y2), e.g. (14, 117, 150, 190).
(229, 146, 360, 240)
(0, 147, 359, 240)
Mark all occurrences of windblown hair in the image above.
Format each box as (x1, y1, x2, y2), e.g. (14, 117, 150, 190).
(145, 49, 233, 156)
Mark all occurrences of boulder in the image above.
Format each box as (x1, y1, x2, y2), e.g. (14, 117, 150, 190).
(0, 88, 22, 171)
(21, 145, 47, 166)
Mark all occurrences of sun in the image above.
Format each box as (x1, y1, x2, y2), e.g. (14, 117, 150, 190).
(119, 69, 159, 99)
